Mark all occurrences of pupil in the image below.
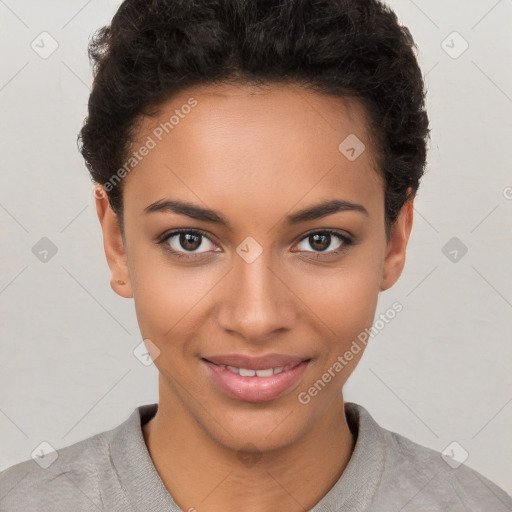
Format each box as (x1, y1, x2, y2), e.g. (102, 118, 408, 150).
(181, 233, 201, 251)
(310, 233, 330, 251)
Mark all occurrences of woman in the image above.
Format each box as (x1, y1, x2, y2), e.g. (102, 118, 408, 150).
(1, 0, 510, 510)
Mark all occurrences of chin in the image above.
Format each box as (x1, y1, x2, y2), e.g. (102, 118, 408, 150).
(202, 402, 311, 453)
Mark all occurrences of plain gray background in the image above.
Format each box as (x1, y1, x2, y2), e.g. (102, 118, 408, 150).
(1, 0, 511, 496)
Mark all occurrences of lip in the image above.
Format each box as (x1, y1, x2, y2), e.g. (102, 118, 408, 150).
(202, 353, 307, 370)
(202, 354, 311, 402)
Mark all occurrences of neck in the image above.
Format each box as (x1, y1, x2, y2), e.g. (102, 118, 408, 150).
(143, 385, 355, 512)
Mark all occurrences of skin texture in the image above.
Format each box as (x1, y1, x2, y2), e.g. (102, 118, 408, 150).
(95, 83, 414, 512)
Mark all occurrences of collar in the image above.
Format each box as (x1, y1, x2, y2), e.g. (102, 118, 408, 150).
(110, 401, 385, 511)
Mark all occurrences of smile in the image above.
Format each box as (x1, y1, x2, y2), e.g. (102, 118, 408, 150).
(202, 357, 310, 402)
(210, 360, 302, 377)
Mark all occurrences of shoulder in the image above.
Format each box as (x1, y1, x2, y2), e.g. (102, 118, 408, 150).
(0, 420, 126, 512)
(378, 425, 512, 511)
(345, 402, 512, 511)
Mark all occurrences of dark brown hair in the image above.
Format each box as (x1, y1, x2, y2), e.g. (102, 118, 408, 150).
(78, 0, 429, 238)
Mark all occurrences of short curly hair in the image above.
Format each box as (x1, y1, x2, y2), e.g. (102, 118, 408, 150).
(78, 0, 429, 239)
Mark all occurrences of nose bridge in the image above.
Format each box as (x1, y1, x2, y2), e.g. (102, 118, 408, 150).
(218, 245, 295, 341)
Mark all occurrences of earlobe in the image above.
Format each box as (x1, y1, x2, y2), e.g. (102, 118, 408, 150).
(380, 195, 414, 292)
(94, 186, 133, 298)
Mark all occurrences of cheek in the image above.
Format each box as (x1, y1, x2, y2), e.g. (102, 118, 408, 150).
(294, 266, 381, 399)
(129, 248, 220, 340)
(293, 257, 382, 334)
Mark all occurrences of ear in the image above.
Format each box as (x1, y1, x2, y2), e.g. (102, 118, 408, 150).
(94, 186, 133, 298)
(380, 192, 415, 291)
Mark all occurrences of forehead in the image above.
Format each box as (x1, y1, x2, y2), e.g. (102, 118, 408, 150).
(152, 82, 374, 149)
(123, 83, 383, 226)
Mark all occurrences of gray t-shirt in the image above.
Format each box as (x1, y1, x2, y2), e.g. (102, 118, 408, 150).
(1, 401, 511, 511)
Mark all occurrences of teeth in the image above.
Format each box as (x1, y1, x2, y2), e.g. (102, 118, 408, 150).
(216, 363, 298, 376)
(255, 368, 274, 377)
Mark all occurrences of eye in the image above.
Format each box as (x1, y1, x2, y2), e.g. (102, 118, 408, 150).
(294, 229, 353, 257)
(158, 228, 354, 261)
(159, 228, 219, 259)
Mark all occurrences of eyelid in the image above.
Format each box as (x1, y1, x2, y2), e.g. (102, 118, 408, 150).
(297, 228, 353, 244)
(157, 227, 214, 244)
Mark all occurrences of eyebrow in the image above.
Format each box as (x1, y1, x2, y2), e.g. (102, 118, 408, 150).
(143, 198, 369, 228)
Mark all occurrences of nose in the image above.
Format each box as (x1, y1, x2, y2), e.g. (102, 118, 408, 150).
(216, 251, 297, 343)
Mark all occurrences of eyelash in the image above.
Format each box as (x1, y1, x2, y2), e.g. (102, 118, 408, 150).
(157, 228, 354, 261)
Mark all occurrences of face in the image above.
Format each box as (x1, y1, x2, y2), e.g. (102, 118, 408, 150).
(96, 83, 413, 453)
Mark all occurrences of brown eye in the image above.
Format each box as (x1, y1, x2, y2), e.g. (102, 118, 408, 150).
(179, 232, 202, 251)
(160, 229, 219, 259)
(295, 230, 353, 256)
(308, 233, 331, 252)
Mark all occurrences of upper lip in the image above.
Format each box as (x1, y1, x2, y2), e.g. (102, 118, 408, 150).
(202, 353, 310, 370)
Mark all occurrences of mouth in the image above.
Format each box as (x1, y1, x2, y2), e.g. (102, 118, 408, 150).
(201, 354, 311, 402)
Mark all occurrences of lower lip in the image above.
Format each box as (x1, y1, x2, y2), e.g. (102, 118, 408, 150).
(203, 359, 310, 402)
